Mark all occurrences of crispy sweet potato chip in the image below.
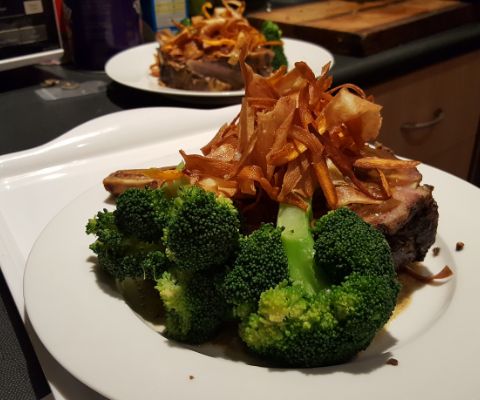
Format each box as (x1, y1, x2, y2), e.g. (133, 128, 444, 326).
(324, 88, 383, 143)
(180, 150, 233, 177)
(313, 158, 337, 210)
(354, 157, 420, 170)
(146, 59, 424, 211)
(177, 59, 424, 209)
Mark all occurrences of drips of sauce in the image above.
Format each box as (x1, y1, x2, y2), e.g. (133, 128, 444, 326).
(390, 270, 426, 320)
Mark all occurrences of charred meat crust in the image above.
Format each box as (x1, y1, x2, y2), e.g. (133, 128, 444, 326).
(382, 187, 438, 270)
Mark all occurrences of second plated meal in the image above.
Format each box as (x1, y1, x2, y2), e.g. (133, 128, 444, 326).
(149, 0, 287, 91)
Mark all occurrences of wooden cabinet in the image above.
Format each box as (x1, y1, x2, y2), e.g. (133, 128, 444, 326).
(367, 50, 480, 180)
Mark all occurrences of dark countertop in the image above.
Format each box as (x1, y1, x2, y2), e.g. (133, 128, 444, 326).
(2, 22, 480, 156)
(1, 21, 479, 400)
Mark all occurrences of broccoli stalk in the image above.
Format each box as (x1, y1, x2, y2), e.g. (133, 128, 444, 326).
(277, 203, 328, 294)
(223, 203, 328, 319)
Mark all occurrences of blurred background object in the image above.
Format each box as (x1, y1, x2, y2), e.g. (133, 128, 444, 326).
(0, 0, 63, 71)
(188, 1, 270, 16)
(63, 0, 142, 70)
(249, 0, 480, 56)
(140, 0, 188, 41)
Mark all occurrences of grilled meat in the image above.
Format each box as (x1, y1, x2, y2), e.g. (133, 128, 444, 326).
(158, 48, 274, 91)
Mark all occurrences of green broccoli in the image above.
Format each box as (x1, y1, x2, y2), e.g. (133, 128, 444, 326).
(164, 185, 240, 272)
(313, 206, 397, 285)
(155, 268, 228, 344)
(261, 20, 288, 70)
(87, 183, 241, 344)
(153, 185, 240, 343)
(87, 175, 400, 363)
(223, 223, 289, 319)
(86, 209, 170, 280)
(114, 187, 171, 243)
(238, 205, 400, 367)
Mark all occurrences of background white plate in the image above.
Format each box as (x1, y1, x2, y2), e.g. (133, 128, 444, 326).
(22, 108, 480, 400)
(105, 38, 334, 100)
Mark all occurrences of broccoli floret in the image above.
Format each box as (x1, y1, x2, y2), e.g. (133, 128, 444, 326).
(238, 205, 400, 367)
(114, 187, 171, 243)
(164, 185, 240, 272)
(261, 20, 288, 70)
(87, 184, 240, 344)
(223, 223, 289, 319)
(86, 209, 170, 280)
(86, 209, 119, 246)
(312, 207, 396, 284)
(241, 272, 398, 367)
(155, 268, 228, 344)
(240, 282, 337, 366)
(87, 175, 399, 365)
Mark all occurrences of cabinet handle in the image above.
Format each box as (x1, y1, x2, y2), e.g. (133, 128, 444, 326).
(400, 108, 444, 131)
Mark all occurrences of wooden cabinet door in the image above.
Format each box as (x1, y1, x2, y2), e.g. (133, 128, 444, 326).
(367, 50, 480, 180)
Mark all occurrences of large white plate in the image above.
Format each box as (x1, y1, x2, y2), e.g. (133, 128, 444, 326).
(23, 109, 480, 400)
(105, 38, 334, 101)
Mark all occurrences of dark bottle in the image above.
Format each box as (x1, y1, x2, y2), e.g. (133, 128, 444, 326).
(66, 0, 142, 70)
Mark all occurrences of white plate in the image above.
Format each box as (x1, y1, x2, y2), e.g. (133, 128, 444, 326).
(105, 38, 334, 100)
(23, 109, 480, 400)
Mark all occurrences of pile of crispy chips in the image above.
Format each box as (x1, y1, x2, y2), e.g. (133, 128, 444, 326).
(181, 61, 422, 210)
(150, 0, 281, 78)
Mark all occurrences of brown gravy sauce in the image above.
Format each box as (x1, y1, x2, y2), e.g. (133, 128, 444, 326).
(390, 269, 426, 320)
